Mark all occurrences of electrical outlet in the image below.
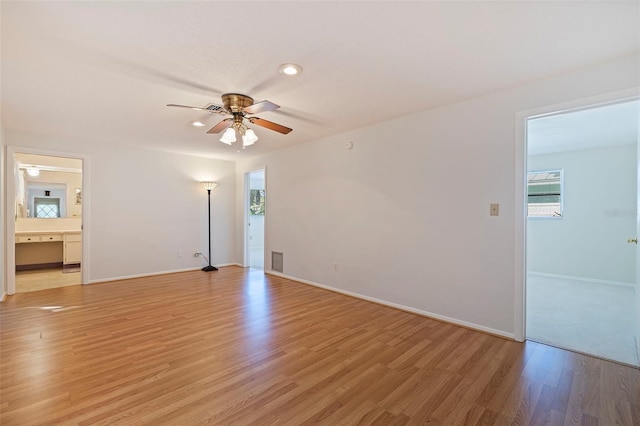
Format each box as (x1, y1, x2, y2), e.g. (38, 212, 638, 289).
(333, 263, 338, 272)
(490, 203, 499, 216)
(177, 251, 183, 258)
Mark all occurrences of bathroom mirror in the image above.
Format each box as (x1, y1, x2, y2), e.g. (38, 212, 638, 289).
(15, 153, 83, 219)
(26, 182, 67, 218)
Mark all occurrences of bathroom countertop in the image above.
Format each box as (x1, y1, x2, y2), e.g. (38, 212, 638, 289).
(15, 230, 81, 235)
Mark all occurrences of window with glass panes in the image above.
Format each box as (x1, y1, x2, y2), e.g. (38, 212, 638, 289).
(34, 197, 61, 218)
(527, 170, 563, 218)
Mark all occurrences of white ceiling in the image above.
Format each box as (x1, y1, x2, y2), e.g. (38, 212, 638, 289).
(2, 1, 639, 161)
(528, 99, 639, 156)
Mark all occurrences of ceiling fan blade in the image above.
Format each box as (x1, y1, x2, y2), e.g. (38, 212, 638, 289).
(249, 117, 292, 134)
(243, 100, 280, 115)
(207, 118, 233, 134)
(167, 103, 207, 111)
(167, 103, 228, 115)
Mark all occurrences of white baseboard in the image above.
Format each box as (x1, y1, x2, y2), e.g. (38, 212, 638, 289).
(265, 270, 514, 340)
(528, 271, 635, 289)
(88, 264, 239, 284)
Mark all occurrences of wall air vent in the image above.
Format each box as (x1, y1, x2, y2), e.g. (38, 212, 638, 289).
(272, 251, 283, 273)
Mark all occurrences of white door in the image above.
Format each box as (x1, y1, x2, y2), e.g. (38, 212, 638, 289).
(247, 170, 265, 269)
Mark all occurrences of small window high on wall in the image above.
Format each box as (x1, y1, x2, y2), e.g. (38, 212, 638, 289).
(527, 170, 563, 218)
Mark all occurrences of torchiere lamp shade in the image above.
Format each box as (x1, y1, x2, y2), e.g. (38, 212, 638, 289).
(201, 181, 218, 191)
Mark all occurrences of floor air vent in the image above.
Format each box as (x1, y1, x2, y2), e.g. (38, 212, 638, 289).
(272, 251, 283, 273)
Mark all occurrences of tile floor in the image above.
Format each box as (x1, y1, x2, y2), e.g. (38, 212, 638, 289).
(15, 268, 81, 293)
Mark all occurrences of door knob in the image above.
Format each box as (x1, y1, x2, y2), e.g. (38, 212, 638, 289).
(628, 238, 638, 244)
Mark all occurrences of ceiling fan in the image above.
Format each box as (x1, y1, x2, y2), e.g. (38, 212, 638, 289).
(167, 93, 292, 147)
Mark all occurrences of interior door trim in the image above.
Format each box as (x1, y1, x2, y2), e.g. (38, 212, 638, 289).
(514, 87, 640, 342)
(6, 146, 90, 294)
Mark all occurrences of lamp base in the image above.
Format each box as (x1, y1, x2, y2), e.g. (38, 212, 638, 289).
(202, 265, 218, 272)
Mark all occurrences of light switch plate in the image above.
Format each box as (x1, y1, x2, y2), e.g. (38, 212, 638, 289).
(490, 203, 499, 216)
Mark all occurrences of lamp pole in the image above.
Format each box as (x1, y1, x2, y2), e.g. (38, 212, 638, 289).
(201, 181, 218, 272)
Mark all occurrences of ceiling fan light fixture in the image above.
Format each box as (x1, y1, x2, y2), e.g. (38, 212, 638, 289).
(220, 127, 236, 145)
(242, 129, 258, 147)
(278, 63, 303, 76)
(192, 121, 206, 127)
(231, 120, 247, 136)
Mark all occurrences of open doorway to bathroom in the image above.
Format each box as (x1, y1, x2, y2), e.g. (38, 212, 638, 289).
(525, 99, 639, 366)
(13, 153, 83, 293)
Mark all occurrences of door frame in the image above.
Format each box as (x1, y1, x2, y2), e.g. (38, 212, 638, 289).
(243, 167, 266, 269)
(514, 88, 640, 342)
(6, 146, 90, 294)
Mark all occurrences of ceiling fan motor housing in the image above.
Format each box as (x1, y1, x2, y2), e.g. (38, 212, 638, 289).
(222, 93, 254, 113)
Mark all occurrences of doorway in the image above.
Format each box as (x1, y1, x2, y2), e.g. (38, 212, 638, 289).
(6, 147, 89, 295)
(246, 170, 265, 270)
(525, 99, 639, 366)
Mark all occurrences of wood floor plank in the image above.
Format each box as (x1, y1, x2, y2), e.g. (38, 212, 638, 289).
(1, 267, 638, 425)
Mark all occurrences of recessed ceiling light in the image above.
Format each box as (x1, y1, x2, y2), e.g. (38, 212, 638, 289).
(278, 63, 303, 76)
(192, 121, 206, 127)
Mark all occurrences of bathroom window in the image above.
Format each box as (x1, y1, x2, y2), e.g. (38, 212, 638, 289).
(34, 198, 61, 218)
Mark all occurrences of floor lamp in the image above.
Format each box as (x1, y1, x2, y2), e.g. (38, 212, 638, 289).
(201, 181, 218, 272)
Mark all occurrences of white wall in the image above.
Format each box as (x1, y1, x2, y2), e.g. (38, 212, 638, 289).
(5, 131, 236, 283)
(236, 55, 640, 336)
(528, 144, 637, 283)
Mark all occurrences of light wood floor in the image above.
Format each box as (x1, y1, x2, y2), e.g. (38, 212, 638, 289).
(1, 267, 638, 425)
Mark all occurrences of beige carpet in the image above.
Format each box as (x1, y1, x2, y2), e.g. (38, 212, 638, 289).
(526, 273, 639, 366)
